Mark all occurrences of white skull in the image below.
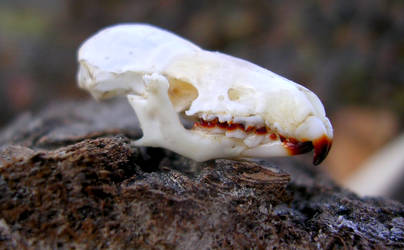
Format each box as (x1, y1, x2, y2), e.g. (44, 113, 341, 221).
(77, 23, 333, 165)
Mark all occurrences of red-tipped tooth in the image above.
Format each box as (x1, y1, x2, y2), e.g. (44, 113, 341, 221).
(280, 136, 314, 156)
(312, 135, 332, 165)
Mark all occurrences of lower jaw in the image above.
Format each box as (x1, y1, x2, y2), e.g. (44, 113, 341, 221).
(191, 127, 313, 154)
(191, 118, 331, 165)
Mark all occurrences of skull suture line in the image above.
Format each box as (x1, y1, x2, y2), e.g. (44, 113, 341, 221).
(77, 24, 333, 165)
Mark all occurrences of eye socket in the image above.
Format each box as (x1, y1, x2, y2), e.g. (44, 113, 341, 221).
(228, 87, 255, 102)
(168, 78, 199, 112)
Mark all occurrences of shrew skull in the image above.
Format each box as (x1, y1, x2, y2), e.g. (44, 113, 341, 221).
(77, 23, 333, 165)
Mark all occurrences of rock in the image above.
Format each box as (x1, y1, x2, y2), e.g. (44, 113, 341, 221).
(0, 99, 403, 249)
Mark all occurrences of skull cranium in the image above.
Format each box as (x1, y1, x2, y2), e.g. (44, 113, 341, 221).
(77, 23, 333, 165)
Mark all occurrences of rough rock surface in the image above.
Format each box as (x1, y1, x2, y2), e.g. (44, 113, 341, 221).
(0, 99, 403, 249)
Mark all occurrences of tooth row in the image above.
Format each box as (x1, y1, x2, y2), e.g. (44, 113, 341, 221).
(201, 113, 266, 128)
(194, 117, 278, 148)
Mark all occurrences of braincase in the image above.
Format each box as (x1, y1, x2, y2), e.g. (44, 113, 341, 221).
(78, 24, 200, 74)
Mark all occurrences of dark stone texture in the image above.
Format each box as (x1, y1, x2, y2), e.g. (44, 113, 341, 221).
(0, 99, 403, 249)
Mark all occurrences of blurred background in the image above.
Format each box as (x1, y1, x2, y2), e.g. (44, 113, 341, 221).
(1, 0, 403, 200)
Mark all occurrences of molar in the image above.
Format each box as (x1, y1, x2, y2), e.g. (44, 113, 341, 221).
(225, 129, 247, 139)
(201, 113, 217, 121)
(208, 127, 224, 135)
(217, 114, 233, 123)
(233, 115, 265, 128)
(243, 134, 265, 148)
